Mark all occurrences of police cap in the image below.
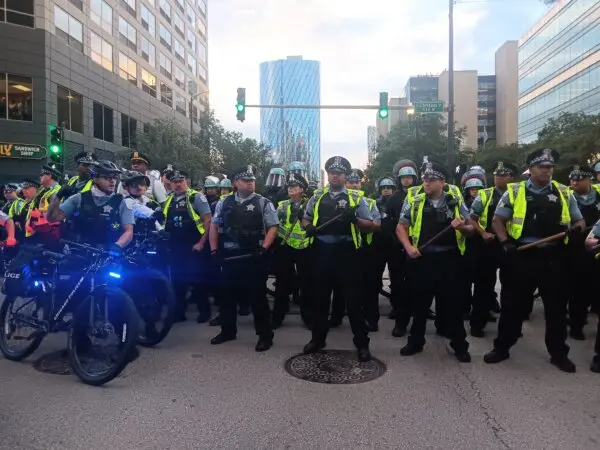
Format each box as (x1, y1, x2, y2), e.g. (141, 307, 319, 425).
(74, 151, 97, 164)
(130, 151, 151, 166)
(41, 165, 62, 180)
(287, 173, 308, 190)
(324, 156, 351, 174)
(568, 165, 594, 181)
(492, 161, 518, 176)
(526, 148, 559, 167)
(3, 183, 19, 192)
(422, 161, 449, 180)
(231, 165, 256, 181)
(347, 168, 364, 183)
(21, 179, 40, 189)
(167, 170, 189, 181)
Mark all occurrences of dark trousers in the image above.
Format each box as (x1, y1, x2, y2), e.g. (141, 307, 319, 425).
(168, 243, 205, 318)
(407, 250, 468, 352)
(361, 244, 380, 325)
(567, 249, 595, 331)
(460, 239, 480, 315)
(471, 240, 506, 331)
(272, 245, 313, 325)
(373, 240, 408, 313)
(312, 241, 369, 348)
(220, 255, 273, 340)
(494, 247, 569, 357)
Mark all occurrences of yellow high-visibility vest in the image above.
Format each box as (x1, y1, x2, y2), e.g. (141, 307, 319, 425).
(311, 187, 363, 249)
(162, 189, 205, 235)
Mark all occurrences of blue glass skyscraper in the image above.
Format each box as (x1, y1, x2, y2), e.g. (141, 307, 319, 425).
(260, 56, 321, 181)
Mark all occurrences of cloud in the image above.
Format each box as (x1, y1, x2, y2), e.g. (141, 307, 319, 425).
(207, 0, 545, 173)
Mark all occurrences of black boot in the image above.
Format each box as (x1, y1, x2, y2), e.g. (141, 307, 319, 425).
(209, 315, 221, 326)
(303, 340, 326, 354)
(591, 355, 600, 373)
(483, 348, 510, 364)
(210, 333, 236, 345)
(255, 337, 273, 352)
(569, 328, 585, 341)
(357, 347, 371, 362)
(400, 342, 423, 356)
(550, 355, 576, 373)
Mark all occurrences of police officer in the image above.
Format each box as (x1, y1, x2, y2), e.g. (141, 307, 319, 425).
(162, 170, 212, 322)
(484, 148, 585, 373)
(119, 151, 167, 204)
(566, 165, 600, 339)
(0, 209, 16, 247)
(161, 165, 174, 195)
(396, 161, 472, 362)
(584, 224, 600, 372)
(302, 156, 373, 362)
(264, 168, 286, 207)
(385, 160, 419, 333)
(272, 172, 312, 328)
(209, 165, 279, 352)
(25, 166, 62, 243)
(469, 161, 517, 336)
(219, 177, 232, 199)
(10, 180, 37, 244)
(66, 151, 97, 193)
(121, 170, 164, 234)
(203, 176, 221, 213)
(1, 184, 23, 258)
(47, 160, 134, 250)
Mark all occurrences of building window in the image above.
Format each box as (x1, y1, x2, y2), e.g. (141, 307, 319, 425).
(159, 24, 172, 50)
(90, 0, 113, 34)
(118, 17, 137, 51)
(141, 37, 156, 66)
(120, 0, 136, 17)
(197, 0, 206, 16)
(2, 0, 35, 28)
(197, 41, 206, 63)
(93, 102, 114, 142)
(187, 54, 196, 76)
(175, 0, 185, 13)
(121, 114, 138, 148)
(174, 66, 185, 89)
(187, 29, 196, 52)
(119, 53, 137, 85)
(0, 73, 33, 121)
(173, 12, 185, 38)
(175, 93, 186, 116)
(160, 82, 172, 107)
(145, 0, 155, 5)
(197, 19, 206, 39)
(141, 69, 157, 97)
(91, 32, 113, 71)
(54, 6, 83, 52)
(198, 64, 207, 83)
(159, 52, 172, 79)
(69, 0, 84, 11)
(57, 86, 83, 133)
(159, 0, 171, 22)
(192, 104, 198, 123)
(174, 39, 185, 63)
(187, 6, 195, 26)
(141, 5, 155, 36)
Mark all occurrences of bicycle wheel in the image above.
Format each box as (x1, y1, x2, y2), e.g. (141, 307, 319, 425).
(0, 294, 47, 361)
(129, 268, 176, 347)
(68, 286, 139, 386)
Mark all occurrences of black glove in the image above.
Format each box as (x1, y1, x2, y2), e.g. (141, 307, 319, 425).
(56, 186, 78, 200)
(255, 246, 268, 258)
(567, 226, 584, 239)
(340, 207, 358, 223)
(210, 249, 221, 262)
(108, 243, 123, 257)
(500, 240, 517, 255)
(152, 210, 166, 222)
(305, 224, 318, 238)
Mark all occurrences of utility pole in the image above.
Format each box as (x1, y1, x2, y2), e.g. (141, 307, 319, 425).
(447, 0, 456, 182)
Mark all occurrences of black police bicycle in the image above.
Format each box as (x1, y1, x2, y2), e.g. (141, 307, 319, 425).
(123, 230, 176, 347)
(0, 240, 139, 386)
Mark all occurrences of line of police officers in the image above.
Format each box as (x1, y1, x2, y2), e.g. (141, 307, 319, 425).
(3, 147, 600, 371)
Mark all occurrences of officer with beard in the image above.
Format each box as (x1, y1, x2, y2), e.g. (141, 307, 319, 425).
(302, 156, 374, 362)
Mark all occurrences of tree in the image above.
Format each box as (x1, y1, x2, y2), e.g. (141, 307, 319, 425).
(139, 111, 274, 189)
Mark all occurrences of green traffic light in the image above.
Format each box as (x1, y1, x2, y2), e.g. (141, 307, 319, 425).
(236, 103, 245, 112)
(50, 144, 61, 154)
(378, 109, 389, 119)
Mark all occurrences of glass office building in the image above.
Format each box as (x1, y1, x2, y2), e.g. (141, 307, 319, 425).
(518, 0, 600, 143)
(260, 56, 321, 181)
(478, 75, 497, 148)
(404, 75, 439, 104)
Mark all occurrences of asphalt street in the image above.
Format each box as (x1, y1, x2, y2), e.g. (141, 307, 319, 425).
(1, 294, 600, 450)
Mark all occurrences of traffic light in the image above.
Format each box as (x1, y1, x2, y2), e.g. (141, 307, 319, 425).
(378, 92, 389, 119)
(49, 125, 64, 164)
(236, 87, 246, 122)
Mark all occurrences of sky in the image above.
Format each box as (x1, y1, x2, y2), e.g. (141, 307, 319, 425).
(207, 0, 550, 173)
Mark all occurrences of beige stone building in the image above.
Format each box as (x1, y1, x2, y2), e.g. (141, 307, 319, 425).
(438, 70, 479, 150)
(495, 41, 519, 145)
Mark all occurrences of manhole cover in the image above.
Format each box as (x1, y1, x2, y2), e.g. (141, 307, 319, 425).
(285, 350, 386, 384)
(33, 350, 72, 375)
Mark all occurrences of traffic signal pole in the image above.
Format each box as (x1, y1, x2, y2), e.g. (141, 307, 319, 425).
(243, 104, 412, 110)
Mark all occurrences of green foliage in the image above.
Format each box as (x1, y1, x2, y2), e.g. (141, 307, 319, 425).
(366, 111, 600, 189)
(138, 111, 274, 190)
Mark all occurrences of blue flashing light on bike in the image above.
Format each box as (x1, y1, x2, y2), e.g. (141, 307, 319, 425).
(146, 250, 157, 255)
(108, 272, 121, 279)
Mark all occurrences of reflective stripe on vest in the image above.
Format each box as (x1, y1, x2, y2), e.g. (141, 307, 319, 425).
(365, 196, 377, 245)
(162, 189, 205, 235)
(409, 192, 466, 255)
(278, 199, 309, 249)
(25, 184, 61, 237)
(311, 188, 362, 249)
(477, 187, 494, 230)
(8, 199, 24, 218)
(66, 176, 92, 194)
(507, 180, 570, 241)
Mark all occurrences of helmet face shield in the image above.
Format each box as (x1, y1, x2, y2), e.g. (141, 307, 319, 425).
(266, 173, 284, 187)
